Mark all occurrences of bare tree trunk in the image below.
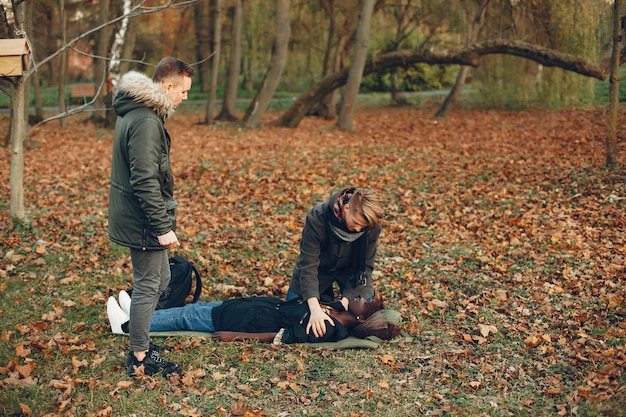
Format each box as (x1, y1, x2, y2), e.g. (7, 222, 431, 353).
(19, 15, 31, 132)
(319, 0, 335, 78)
(58, 0, 68, 129)
(2, 0, 35, 222)
(435, 0, 489, 118)
(218, 0, 242, 122)
(91, 0, 112, 126)
(385, 0, 421, 107)
(337, 0, 375, 132)
(30, 73, 43, 123)
(23, 1, 43, 124)
(389, 68, 408, 106)
(241, 0, 256, 92)
(1, 1, 27, 222)
(435, 65, 470, 117)
(606, 0, 621, 169)
(7, 0, 27, 222)
(205, 0, 223, 124)
(119, 17, 137, 75)
(9, 77, 26, 222)
(325, 24, 350, 119)
(195, 0, 211, 92)
(316, 2, 355, 120)
(243, 0, 290, 129)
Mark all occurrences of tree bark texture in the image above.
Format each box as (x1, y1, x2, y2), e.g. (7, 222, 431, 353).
(195, 0, 211, 92)
(316, 3, 358, 120)
(218, 0, 242, 121)
(91, 0, 112, 125)
(435, 0, 489, 118)
(205, 0, 223, 124)
(243, 0, 291, 128)
(273, 40, 608, 128)
(22, 1, 43, 124)
(58, 0, 68, 129)
(119, 17, 137, 76)
(605, 0, 621, 169)
(10, 77, 25, 221)
(2, 0, 26, 220)
(337, 0, 376, 132)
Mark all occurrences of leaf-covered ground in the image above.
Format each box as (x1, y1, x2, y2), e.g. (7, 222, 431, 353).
(0, 107, 624, 416)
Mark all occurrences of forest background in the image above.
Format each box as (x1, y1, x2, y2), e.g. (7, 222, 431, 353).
(0, 0, 625, 416)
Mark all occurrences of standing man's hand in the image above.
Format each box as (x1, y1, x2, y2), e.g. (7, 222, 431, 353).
(306, 297, 334, 337)
(158, 231, 179, 249)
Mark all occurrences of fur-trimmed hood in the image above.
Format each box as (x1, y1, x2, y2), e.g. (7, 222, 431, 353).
(113, 71, 175, 119)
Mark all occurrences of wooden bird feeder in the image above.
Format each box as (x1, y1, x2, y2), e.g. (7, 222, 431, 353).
(0, 39, 30, 77)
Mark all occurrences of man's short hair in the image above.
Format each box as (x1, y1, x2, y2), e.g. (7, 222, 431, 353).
(153, 57, 194, 83)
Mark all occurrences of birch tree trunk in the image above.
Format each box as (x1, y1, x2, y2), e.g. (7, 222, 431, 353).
(243, 0, 290, 129)
(205, 0, 223, 124)
(606, 0, 621, 169)
(106, 0, 132, 127)
(218, 0, 242, 121)
(337, 0, 375, 132)
(109, 0, 131, 83)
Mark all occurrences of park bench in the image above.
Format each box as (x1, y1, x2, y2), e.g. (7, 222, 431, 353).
(69, 83, 107, 105)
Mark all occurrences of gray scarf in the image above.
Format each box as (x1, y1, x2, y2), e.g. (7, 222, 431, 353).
(329, 224, 364, 242)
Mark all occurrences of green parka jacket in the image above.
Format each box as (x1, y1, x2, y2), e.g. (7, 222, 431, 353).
(108, 71, 178, 250)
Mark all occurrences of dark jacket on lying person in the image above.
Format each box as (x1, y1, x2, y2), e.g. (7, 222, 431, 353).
(212, 297, 350, 343)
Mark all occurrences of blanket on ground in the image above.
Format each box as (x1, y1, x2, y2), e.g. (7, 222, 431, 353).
(143, 331, 413, 349)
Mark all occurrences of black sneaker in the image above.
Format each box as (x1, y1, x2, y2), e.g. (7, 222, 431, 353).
(126, 349, 180, 377)
(149, 340, 172, 353)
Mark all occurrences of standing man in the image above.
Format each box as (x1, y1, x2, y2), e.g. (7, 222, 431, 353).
(108, 57, 193, 377)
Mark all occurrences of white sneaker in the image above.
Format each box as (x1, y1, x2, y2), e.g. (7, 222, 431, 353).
(118, 290, 132, 317)
(107, 296, 130, 335)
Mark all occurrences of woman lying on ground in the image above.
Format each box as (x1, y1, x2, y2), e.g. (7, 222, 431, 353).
(107, 290, 401, 344)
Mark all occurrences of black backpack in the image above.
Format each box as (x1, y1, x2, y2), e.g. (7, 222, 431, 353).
(127, 256, 202, 310)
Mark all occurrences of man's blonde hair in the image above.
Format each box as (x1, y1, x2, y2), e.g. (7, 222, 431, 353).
(349, 188, 383, 227)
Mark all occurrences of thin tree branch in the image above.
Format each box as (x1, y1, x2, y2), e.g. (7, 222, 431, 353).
(24, 0, 199, 81)
(70, 46, 215, 70)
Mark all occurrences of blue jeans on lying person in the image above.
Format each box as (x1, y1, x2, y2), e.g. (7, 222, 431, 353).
(149, 301, 223, 333)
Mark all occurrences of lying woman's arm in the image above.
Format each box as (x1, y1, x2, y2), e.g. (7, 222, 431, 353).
(212, 331, 276, 343)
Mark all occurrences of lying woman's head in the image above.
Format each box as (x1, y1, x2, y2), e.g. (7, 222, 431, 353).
(348, 296, 402, 341)
(348, 296, 384, 320)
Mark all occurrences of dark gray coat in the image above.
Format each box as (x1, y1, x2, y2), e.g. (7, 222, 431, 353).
(108, 71, 178, 250)
(289, 190, 381, 302)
